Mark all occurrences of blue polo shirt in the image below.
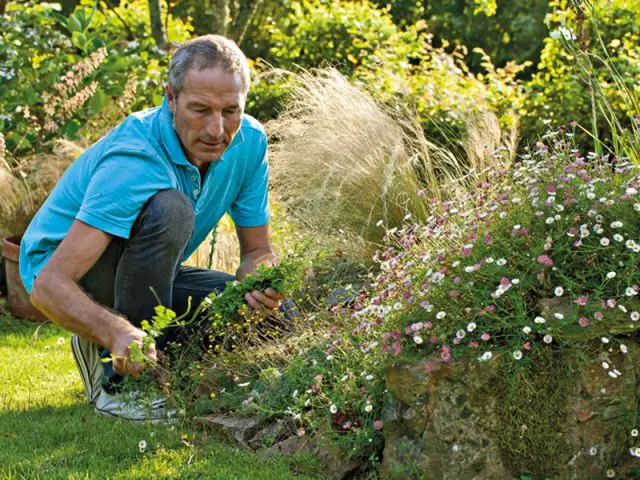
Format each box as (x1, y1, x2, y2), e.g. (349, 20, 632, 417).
(19, 97, 270, 294)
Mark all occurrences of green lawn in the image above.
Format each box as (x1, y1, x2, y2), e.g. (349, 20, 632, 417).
(0, 307, 321, 479)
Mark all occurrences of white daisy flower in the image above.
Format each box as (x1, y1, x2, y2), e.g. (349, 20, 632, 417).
(479, 351, 493, 361)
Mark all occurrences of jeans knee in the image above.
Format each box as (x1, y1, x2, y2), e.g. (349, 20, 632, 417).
(135, 189, 195, 247)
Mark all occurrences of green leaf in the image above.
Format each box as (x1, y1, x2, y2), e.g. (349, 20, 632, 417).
(68, 14, 83, 33)
(71, 31, 88, 51)
(60, 119, 81, 138)
(101, 57, 130, 73)
(49, 12, 69, 29)
(88, 87, 107, 114)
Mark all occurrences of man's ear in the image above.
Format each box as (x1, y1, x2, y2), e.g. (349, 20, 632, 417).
(165, 83, 176, 113)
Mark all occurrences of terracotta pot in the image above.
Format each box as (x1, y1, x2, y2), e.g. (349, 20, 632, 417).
(2, 236, 47, 322)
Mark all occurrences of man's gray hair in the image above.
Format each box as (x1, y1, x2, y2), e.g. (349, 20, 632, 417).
(168, 35, 250, 96)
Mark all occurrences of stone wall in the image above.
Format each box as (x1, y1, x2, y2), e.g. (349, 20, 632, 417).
(380, 342, 639, 479)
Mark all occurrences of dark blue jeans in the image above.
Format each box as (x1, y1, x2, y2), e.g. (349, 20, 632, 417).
(79, 189, 235, 389)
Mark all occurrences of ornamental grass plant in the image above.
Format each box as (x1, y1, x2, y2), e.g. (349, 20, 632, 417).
(268, 68, 517, 255)
(0, 137, 81, 236)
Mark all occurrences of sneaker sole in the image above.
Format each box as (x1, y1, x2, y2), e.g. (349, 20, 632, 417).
(71, 335, 95, 403)
(94, 406, 178, 425)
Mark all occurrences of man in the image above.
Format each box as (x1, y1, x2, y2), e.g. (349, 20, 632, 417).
(20, 35, 281, 421)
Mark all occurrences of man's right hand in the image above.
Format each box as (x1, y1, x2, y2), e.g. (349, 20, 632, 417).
(110, 327, 157, 379)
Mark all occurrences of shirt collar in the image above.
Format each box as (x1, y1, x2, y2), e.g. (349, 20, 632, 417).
(159, 95, 246, 167)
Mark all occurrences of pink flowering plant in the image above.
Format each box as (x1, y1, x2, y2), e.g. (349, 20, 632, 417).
(190, 131, 639, 472)
(369, 133, 639, 365)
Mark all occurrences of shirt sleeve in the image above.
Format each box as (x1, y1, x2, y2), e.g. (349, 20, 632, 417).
(228, 133, 270, 228)
(76, 151, 173, 238)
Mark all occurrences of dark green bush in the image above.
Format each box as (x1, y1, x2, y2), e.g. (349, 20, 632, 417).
(0, 0, 191, 157)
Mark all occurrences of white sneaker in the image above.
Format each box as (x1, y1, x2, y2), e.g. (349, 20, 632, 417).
(71, 335, 103, 404)
(94, 388, 177, 423)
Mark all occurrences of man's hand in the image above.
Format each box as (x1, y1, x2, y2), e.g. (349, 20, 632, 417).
(235, 224, 282, 312)
(244, 287, 283, 311)
(109, 327, 157, 379)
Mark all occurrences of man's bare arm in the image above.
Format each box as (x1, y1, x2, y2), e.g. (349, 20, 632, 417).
(30, 220, 153, 378)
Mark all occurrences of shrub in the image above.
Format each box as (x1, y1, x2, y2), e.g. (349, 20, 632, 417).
(0, 1, 191, 156)
(268, 1, 405, 78)
(523, 0, 640, 149)
(252, 1, 529, 139)
(371, 133, 639, 363)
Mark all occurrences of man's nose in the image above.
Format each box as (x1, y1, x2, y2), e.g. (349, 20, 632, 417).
(206, 111, 223, 138)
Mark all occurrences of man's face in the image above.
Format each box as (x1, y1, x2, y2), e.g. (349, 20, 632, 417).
(166, 67, 246, 167)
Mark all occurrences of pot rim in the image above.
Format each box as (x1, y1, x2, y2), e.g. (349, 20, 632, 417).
(2, 235, 21, 262)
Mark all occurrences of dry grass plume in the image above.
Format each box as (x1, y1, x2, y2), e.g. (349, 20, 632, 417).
(0, 139, 83, 237)
(267, 68, 517, 253)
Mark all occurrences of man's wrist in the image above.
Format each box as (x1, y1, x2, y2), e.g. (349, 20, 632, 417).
(236, 251, 277, 279)
(104, 316, 138, 352)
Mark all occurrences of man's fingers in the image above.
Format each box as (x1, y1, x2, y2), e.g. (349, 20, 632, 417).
(112, 357, 125, 376)
(112, 356, 141, 379)
(246, 290, 280, 310)
(264, 288, 284, 301)
(146, 343, 158, 363)
(244, 292, 262, 310)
